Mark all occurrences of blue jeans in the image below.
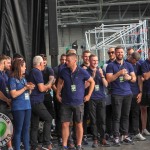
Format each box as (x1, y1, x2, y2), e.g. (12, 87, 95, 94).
(12, 109, 31, 150)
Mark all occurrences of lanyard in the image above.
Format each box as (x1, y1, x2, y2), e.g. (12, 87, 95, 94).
(70, 67, 79, 85)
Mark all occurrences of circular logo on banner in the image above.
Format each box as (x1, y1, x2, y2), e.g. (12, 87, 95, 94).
(0, 113, 13, 147)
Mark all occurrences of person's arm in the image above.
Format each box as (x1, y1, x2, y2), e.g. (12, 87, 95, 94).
(37, 82, 52, 92)
(0, 91, 11, 106)
(99, 68, 108, 87)
(10, 84, 34, 98)
(106, 69, 126, 83)
(136, 75, 143, 103)
(84, 77, 95, 102)
(143, 72, 150, 80)
(56, 78, 64, 102)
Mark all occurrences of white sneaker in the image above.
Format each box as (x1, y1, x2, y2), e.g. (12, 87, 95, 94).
(134, 133, 146, 141)
(142, 129, 150, 136)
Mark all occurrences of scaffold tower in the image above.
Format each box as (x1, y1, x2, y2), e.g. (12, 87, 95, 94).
(85, 20, 148, 62)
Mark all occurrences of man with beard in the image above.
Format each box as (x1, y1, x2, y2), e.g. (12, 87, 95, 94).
(128, 52, 146, 140)
(106, 46, 136, 146)
(0, 55, 13, 150)
(56, 53, 95, 150)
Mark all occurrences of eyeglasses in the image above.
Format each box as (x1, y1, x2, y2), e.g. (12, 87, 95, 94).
(108, 51, 115, 55)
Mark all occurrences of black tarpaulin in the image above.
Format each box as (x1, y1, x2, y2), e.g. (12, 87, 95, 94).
(0, 0, 46, 69)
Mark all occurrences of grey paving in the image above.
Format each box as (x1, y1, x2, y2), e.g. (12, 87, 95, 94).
(52, 136, 150, 150)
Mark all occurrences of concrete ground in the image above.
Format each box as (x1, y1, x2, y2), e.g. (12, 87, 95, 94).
(52, 135, 150, 150)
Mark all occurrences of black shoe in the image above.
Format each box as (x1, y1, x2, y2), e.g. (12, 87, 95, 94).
(82, 135, 88, 145)
(58, 138, 63, 146)
(92, 140, 98, 148)
(60, 146, 68, 150)
(68, 143, 76, 150)
(76, 145, 83, 150)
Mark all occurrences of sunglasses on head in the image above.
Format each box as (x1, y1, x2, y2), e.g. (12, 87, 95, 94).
(108, 51, 115, 54)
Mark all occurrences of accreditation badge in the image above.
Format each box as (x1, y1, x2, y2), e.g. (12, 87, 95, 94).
(119, 76, 124, 82)
(95, 85, 100, 91)
(71, 85, 76, 92)
(25, 92, 30, 100)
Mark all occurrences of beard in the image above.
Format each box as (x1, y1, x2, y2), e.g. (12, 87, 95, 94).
(116, 56, 123, 61)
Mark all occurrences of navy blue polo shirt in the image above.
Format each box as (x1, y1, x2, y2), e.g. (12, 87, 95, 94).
(86, 68, 105, 100)
(42, 67, 54, 84)
(8, 77, 31, 111)
(28, 68, 45, 105)
(129, 62, 142, 95)
(0, 72, 7, 104)
(141, 59, 150, 94)
(106, 60, 134, 96)
(60, 66, 90, 106)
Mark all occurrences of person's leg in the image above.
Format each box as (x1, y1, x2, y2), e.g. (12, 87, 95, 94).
(76, 122, 83, 146)
(60, 104, 72, 148)
(120, 94, 132, 136)
(74, 104, 84, 147)
(30, 105, 40, 149)
(12, 110, 25, 150)
(22, 109, 31, 150)
(140, 106, 148, 130)
(130, 95, 140, 135)
(111, 95, 123, 138)
(97, 101, 106, 140)
(106, 104, 113, 136)
(62, 122, 70, 146)
(89, 100, 98, 140)
(36, 103, 52, 146)
(83, 101, 89, 135)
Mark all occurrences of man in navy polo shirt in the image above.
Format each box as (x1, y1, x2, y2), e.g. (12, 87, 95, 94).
(80, 50, 91, 145)
(103, 47, 115, 140)
(0, 55, 13, 150)
(140, 48, 150, 136)
(106, 46, 136, 146)
(56, 53, 95, 150)
(28, 56, 54, 150)
(87, 54, 111, 147)
(128, 52, 146, 140)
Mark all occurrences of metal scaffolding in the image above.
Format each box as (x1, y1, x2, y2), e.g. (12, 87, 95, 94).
(85, 20, 148, 62)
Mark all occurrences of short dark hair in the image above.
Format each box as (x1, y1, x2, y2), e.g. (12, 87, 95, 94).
(60, 54, 66, 58)
(13, 53, 23, 60)
(131, 52, 141, 61)
(89, 54, 97, 60)
(39, 54, 47, 61)
(66, 53, 77, 58)
(115, 46, 124, 51)
(0, 54, 7, 63)
(127, 47, 134, 52)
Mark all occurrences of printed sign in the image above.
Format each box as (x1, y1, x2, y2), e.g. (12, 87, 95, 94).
(0, 113, 13, 147)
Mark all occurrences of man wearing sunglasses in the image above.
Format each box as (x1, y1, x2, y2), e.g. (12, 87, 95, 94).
(103, 47, 115, 141)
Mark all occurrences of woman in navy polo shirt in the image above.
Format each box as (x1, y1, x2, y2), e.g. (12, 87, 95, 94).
(8, 59, 35, 150)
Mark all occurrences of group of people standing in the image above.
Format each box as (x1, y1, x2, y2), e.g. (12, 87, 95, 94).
(0, 46, 150, 150)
